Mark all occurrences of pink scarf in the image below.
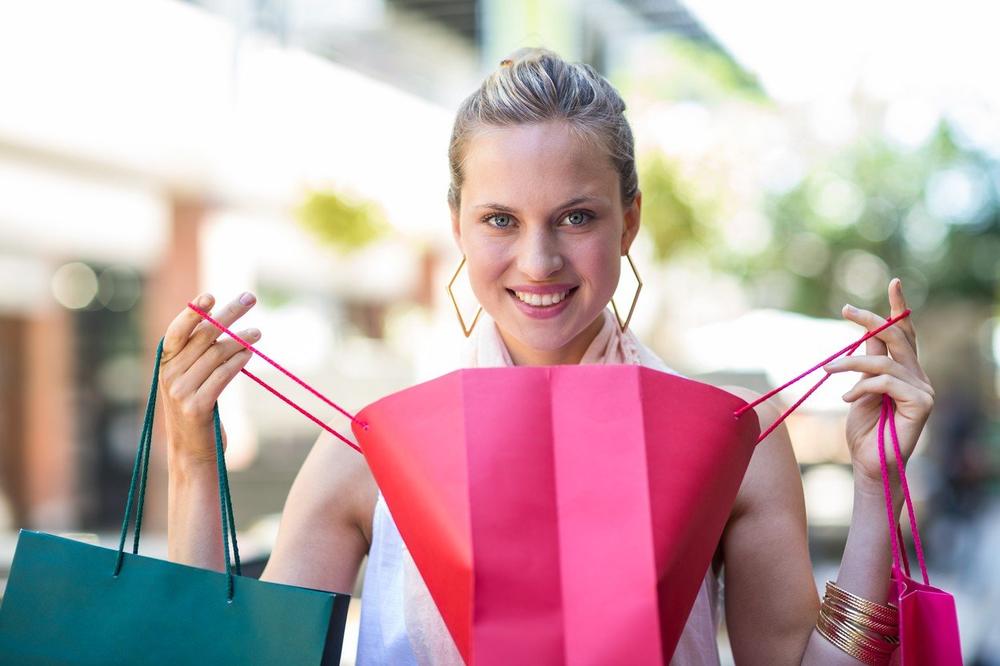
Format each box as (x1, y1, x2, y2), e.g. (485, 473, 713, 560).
(400, 307, 722, 665)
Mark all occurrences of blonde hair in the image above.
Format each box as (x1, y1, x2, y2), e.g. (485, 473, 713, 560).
(447, 46, 639, 212)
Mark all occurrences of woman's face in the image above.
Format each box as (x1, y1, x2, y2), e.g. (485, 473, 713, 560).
(451, 120, 641, 364)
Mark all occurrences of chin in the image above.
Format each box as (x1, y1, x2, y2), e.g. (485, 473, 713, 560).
(503, 312, 587, 350)
(515, 331, 576, 351)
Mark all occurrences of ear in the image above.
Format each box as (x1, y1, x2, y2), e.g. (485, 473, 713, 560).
(620, 190, 642, 255)
(450, 205, 463, 253)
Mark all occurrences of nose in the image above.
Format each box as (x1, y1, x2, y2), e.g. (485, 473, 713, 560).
(516, 227, 564, 280)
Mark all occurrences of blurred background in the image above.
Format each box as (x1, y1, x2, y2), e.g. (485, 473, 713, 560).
(0, 0, 997, 662)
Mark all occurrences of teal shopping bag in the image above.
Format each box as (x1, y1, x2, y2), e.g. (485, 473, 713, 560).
(0, 338, 350, 665)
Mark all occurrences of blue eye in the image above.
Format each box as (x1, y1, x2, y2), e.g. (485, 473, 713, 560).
(486, 214, 513, 229)
(561, 211, 592, 227)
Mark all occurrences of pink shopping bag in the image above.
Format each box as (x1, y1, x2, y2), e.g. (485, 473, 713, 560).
(352, 364, 759, 664)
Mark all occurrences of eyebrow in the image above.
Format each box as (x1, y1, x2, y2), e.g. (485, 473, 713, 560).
(473, 195, 606, 213)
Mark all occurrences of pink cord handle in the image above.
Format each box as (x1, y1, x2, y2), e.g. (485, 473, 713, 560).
(734, 308, 911, 445)
(728, 305, 928, 583)
(879, 394, 930, 584)
(187, 302, 366, 453)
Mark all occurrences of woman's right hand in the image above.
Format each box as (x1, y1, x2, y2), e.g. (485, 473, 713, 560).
(160, 291, 261, 467)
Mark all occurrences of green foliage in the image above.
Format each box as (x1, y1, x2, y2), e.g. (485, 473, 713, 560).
(637, 153, 708, 261)
(610, 34, 768, 266)
(297, 189, 388, 252)
(664, 38, 766, 102)
(612, 35, 765, 105)
(611, 31, 997, 318)
(760, 121, 999, 317)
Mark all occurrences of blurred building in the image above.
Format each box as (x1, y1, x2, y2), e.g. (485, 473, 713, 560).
(0, 0, 454, 532)
(0, 0, 738, 534)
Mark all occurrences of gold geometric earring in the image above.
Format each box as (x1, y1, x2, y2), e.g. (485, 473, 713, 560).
(609, 252, 642, 333)
(446, 254, 483, 338)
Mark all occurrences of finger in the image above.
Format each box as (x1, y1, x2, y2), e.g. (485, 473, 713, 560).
(888, 277, 918, 352)
(842, 374, 934, 420)
(194, 347, 254, 406)
(823, 355, 933, 395)
(841, 303, 886, 381)
(181, 328, 261, 394)
(842, 303, 922, 379)
(174, 292, 257, 371)
(163, 293, 215, 360)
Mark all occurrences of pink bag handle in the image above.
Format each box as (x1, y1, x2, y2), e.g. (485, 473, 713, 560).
(186, 302, 367, 452)
(878, 393, 930, 584)
(734, 309, 912, 445)
(185, 300, 914, 478)
(729, 306, 926, 584)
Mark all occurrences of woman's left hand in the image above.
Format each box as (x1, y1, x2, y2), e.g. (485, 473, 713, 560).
(822, 278, 935, 491)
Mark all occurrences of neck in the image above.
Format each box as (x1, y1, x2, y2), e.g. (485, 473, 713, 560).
(498, 313, 606, 366)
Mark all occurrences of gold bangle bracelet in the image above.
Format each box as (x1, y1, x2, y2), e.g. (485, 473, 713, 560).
(816, 582, 901, 665)
(825, 599, 899, 637)
(826, 581, 898, 616)
(819, 607, 897, 654)
(825, 592, 898, 628)
(816, 619, 885, 666)
(825, 581, 898, 623)
(817, 612, 893, 665)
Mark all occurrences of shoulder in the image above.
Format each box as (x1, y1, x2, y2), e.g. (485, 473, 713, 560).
(718, 384, 775, 422)
(294, 423, 378, 545)
(717, 385, 802, 519)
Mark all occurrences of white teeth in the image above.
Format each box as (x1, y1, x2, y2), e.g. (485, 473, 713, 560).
(514, 289, 571, 306)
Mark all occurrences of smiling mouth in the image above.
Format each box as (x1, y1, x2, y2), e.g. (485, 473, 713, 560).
(506, 286, 579, 308)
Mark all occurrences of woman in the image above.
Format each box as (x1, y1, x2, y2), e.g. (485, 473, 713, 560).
(162, 48, 934, 664)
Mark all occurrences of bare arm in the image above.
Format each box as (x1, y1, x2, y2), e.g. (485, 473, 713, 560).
(163, 292, 259, 570)
(260, 428, 376, 594)
(720, 386, 902, 665)
(722, 280, 934, 665)
(167, 454, 227, 571)
(168, 421, 376, 595)
(162, 292, 377, 594)
(719, 387, 817, 664)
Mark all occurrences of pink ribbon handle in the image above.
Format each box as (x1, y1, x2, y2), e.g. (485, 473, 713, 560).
(727, 306, 928, 582)
(879, 394, 930, 584)
(734, 308, 912, 445)
(186, 302, 366, 453)
(186, 299, 914, 467)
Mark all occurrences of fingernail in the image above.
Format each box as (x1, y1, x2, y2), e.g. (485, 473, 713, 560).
(244, 328, 260, 338)
(240, 292, 256, 306)
(844, 303, 857, 314)
(197, 294, 213, 308)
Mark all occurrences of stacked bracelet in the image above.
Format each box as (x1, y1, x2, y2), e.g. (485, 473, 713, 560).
(815, 581, 899, 665)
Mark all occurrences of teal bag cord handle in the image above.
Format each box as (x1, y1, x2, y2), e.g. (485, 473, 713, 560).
(213, 401, 242, 600)
(113, 337, 243, 601)
(114, 337, 163, 573)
